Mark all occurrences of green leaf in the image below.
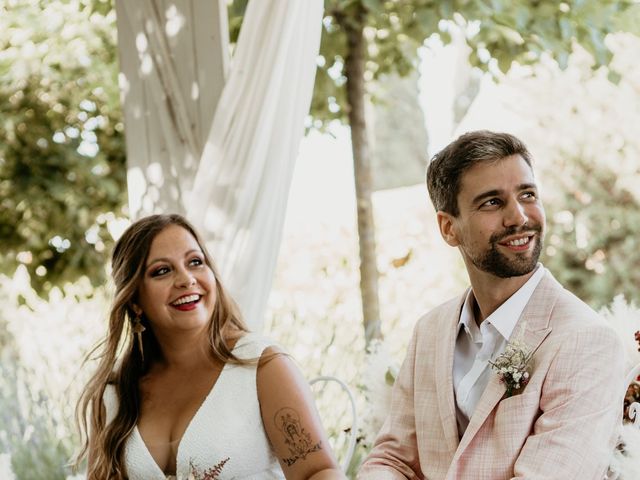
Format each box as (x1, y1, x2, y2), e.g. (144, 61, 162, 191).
(362, 0, 383, 13)
(607, 69, 622, 85)
(385, 367, 397, 386)
(495, 25, 525, 45)
(556, 49, 570, 70)
(438, 0, 454, 19)
(558, 18, 572, 42)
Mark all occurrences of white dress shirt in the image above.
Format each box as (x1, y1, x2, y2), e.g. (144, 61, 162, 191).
(453, 264, 545, 436)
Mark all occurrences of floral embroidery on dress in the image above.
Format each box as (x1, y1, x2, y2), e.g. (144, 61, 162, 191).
(190, 457, 230, 480)
(170, 457, 230, 480)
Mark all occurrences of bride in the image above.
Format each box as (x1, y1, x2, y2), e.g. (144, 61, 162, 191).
(74, 214, 345, 479)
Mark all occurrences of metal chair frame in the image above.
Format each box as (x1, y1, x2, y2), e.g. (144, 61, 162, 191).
(309, 375, 358, 472)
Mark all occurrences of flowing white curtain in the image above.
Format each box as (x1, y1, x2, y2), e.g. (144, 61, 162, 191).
(189, 2, 323, 327)
(116, 0, 324, 329)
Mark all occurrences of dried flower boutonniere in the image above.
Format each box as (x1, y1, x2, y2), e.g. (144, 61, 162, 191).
(489, 340, 533, 397)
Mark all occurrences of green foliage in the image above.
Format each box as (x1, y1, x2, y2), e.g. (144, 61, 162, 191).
(0, 276, 106, 479)
(0, 0, 126, 295)
(228, 0, 249, 43)
(463, 0, 638, 72)
(1, 363, 78, 480)
(543, 156, 640, 310)
(309, 0, 640, 126)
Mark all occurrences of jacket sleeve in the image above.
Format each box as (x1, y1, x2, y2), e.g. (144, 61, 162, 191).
(358, 323, 424, 480)
(512, 324, 625, 479)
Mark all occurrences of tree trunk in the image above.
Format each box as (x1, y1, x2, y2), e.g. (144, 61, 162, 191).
(342, 13, 382, 346)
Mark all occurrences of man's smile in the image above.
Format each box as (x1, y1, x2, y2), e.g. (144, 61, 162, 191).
(497, 234, 536, 252)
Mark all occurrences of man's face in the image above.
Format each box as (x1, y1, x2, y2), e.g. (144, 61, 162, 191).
(439, 154, 545, 278)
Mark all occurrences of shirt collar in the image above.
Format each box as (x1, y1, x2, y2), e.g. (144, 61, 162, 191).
(458, 264, 545, 341)
(458, 289, 481, 343)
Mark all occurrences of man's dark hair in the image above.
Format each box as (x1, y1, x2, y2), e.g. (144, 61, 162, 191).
(426, 130, 533, 216)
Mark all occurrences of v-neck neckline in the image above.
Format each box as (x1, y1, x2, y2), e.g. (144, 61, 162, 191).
(134, 335, 250, 477)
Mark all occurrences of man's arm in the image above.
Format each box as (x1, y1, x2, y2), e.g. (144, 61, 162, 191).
(513, 324, 625, 479)
(358, 324, 424, 480)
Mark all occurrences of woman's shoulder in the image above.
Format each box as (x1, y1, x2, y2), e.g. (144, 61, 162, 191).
(232, 332, 282, 360)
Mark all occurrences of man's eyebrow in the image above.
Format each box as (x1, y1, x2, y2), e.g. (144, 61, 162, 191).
(471, 183, 538, 206)
(471, 189, 501, 205)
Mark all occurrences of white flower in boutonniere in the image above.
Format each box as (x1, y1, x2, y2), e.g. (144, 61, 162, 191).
(489, 340, 533, 397)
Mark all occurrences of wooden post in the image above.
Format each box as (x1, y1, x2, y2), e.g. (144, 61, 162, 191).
(115, 0, 229, 218)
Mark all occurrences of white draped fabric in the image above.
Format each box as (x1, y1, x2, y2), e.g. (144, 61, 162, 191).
(189, 2, 323, 328)
(115, 0, 324, 329)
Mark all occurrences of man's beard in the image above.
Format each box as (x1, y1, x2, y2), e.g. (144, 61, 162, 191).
(472, 225, 544, 278)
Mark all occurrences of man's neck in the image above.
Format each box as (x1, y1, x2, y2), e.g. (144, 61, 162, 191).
(468, 269, 535, 325)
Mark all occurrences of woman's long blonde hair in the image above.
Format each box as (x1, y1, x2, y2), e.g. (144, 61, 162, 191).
(74, 214, 250, 479)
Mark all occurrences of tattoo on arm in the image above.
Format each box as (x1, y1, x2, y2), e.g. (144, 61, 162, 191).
(274, 407, 323, 467)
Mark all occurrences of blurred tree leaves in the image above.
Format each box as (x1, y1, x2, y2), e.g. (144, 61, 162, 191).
(500, 31, 640, 310)
(306, 0, 640, 127)
(544, 156, 640, 309)
(0, 0, 126, 295)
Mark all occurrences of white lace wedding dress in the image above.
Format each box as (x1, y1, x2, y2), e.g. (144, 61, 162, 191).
(103, 334, 285, 479)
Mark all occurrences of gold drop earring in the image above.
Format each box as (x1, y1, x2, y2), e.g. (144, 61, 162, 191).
(132, 315, 146, 361)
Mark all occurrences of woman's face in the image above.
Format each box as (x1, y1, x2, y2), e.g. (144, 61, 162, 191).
(135, 224, 217, 336)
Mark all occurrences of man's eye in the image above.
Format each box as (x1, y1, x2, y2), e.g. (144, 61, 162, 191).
(151, 266, 169, 277)
(482, 198, 501, 207)
(522, 191, 537, 200)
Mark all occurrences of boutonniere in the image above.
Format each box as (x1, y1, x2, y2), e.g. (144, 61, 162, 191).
(489, 340, 532, 398)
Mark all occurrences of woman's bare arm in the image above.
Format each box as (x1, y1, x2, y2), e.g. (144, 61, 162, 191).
(257, 347, 347, 480)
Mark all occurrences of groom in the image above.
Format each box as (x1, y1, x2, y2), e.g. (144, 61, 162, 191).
(358, 131, 625, 479)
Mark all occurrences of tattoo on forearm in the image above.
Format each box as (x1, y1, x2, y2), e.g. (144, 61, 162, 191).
(274, 407, 323, 466)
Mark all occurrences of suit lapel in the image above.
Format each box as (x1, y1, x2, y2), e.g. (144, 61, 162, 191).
(434, 293, 466, 454)
(454, 270, 560, 457)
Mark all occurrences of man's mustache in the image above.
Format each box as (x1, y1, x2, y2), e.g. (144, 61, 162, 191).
(490, 224, 544, 244)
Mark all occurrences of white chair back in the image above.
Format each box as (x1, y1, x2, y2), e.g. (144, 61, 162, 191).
(309, 376, 358, 472)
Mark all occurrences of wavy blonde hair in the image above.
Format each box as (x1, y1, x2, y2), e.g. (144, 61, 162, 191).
(74, 214, 250, 479)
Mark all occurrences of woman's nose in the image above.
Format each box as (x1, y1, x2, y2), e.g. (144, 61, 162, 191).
(175, 270, 196, 288)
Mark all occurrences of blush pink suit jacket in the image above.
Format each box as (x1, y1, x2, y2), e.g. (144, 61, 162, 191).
(359, 270, 625, 480)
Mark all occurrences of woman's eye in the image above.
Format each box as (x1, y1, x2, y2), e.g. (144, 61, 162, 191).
(189, 257, 203, 267)
(151, 266, 169, 277)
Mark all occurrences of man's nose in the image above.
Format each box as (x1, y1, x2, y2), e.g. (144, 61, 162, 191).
(503, 200, 528, 227)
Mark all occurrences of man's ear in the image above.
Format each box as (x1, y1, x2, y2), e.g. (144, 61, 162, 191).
(437, 211, 460, 247)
